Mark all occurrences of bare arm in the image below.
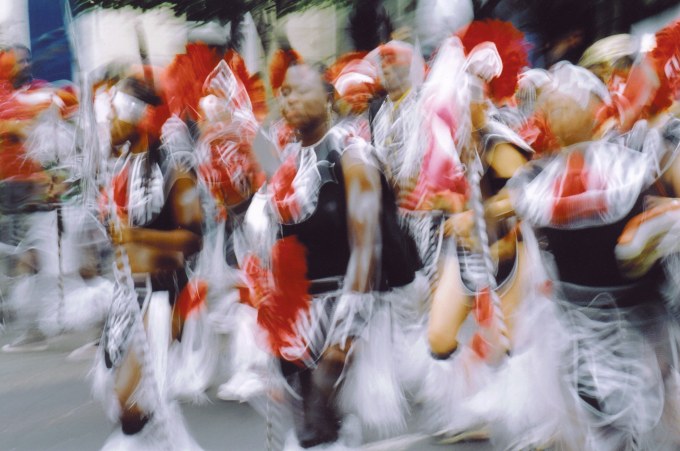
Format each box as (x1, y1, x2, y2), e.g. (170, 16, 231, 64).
(342, 146, 382, 293)
(117, 174, 203, 260)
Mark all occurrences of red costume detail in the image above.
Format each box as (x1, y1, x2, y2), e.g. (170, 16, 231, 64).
(269, 154, 301, 223)
(551, 151, 607, 225)
(519, 113, 560, 154)
(175, 278, 208, 320)
(648, 20, 680, 115)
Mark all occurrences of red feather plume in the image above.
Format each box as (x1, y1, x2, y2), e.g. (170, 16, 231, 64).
(459, 20, 530, 103)
(269, 154, 301, 223)
(162, 43, 221, 120)
(519, 112, 560, 155)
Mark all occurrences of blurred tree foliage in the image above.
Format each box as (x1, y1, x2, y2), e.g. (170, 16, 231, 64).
(70, 0, 351, 20)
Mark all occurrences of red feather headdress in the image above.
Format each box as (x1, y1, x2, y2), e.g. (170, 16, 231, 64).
(327, 52, 380, 114)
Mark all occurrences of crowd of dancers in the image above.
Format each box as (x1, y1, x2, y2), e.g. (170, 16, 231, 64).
(1, 8, 680, 451)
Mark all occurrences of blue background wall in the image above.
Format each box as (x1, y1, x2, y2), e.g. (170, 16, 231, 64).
(28, 0, 72, 81)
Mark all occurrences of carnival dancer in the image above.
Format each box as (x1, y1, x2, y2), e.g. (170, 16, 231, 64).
(426, 20, 532, 363)
(395, 23, 532, 441)
(192, 59, 269, 402)
(469, 42, 680, 448)
(0, 45, 82, 351)
(92, 73, 203, 449)
(239, 61, 420, 448)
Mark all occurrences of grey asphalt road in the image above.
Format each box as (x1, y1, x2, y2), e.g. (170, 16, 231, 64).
(0, 328, 492, 451)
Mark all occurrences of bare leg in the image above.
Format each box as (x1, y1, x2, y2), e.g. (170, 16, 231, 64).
(114, 346, 151, 434)
(498, 242, 526, 345)
(428, 252, 472, 359)
(297, 341, 352, 448)
(114, 310, 165, 435)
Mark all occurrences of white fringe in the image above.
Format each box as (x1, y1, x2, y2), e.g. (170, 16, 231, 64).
(167, 304, 217, 404)
(338, 301, 408, 438)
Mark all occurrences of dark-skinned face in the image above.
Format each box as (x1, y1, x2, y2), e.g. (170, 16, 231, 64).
(279, 65, 329, 133)
(12, 48, 32, 88)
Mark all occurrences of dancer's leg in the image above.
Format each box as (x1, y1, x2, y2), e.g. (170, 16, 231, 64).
(428, 252, 472, 359)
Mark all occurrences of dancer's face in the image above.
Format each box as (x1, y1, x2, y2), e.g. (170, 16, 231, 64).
(380, 50, 411, 97)
(279, 65, 329, 133)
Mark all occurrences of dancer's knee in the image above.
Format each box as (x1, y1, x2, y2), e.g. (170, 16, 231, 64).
(428, 326, 458, 359)
(120, 406, 151, 435)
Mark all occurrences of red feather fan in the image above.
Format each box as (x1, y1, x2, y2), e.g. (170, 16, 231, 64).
(459, 20, 530, 103)
(253, 236, 312, 359)
(198, 131, 266, 211)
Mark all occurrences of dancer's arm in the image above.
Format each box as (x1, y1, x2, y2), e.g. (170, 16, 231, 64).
(115, 175, 203, 259)
(342, 144, 382, 293)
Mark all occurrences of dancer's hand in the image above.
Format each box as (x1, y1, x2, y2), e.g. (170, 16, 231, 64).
(110, 221, 132, 245)
(445, 210, 478, 249)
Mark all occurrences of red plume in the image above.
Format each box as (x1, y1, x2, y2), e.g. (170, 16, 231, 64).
(459, 20, 530, 102)
(269, 48, 303, 95)
(519, 112, 560, 155)
(162, 43, 221, 120)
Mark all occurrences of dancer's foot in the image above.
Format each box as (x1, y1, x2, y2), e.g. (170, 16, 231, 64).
(66, 340, 99, 362)
(2, 330, 48, 353)
(217, 370, 266, 402)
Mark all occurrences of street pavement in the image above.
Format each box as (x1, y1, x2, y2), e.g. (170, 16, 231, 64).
(0, 328, 492, 451)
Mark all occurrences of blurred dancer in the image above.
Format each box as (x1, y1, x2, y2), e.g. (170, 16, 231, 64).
(240, 62, 418, 448)
(478, 53, 680, 449)
(401, 24, 532, 441)
(427, 20, 532, 363)
(193, 60, 268, 402)
(93, 74, 203, 449)
(0, 45, 79, 351)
